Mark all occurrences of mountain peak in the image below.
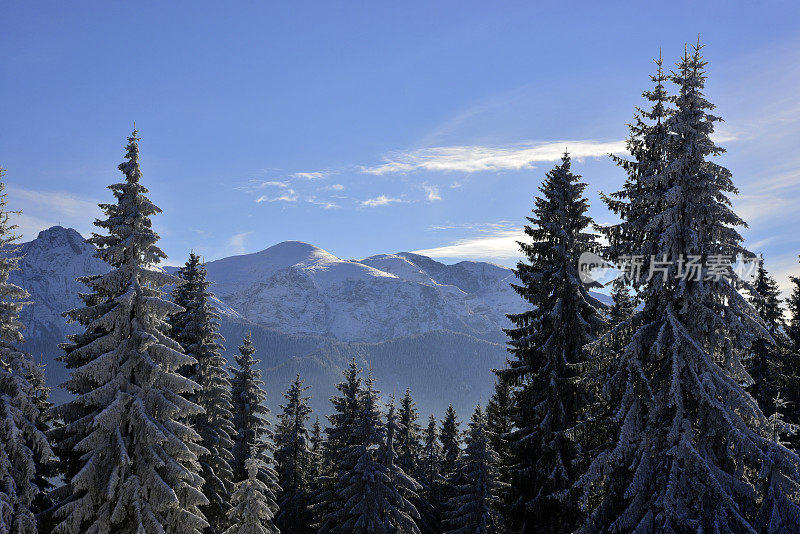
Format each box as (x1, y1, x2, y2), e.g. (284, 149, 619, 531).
(35, 225, 84, 241)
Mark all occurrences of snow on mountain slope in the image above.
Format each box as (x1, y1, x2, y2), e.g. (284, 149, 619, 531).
(200, 241, 524, 342)
(12, 226, 109, 345)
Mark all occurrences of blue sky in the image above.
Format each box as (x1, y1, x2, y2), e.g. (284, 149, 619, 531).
(3, 1, 800, 291)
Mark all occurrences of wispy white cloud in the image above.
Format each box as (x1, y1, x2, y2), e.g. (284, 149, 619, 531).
(8, 186, 99, 218)
(307, 197, 341, 210)
(361, 139, 626, 175)
(322, 183, 345, 191)
(7, 186, 101, 240)
(361, 195, 404, 207)
(291, 171, 328, 180)
(428, 220, 516, 232)
(256, 189, 298, 203)
(422, 184, 441, 201)
(413, 228, 525, 260)
(226, 231, 252, 255)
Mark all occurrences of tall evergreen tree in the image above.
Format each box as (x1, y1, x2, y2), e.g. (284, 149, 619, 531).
(27, 360, 59, 522)
(607, 276, 636, 329)
(485, 377, 514, 526)
(274, 374, 315, 533)
(223, 459, 279, 534)
(439, 405, 461, 481)
(228, 332, 279, 532)
(396, 388, 422, 477)
(172, 253, 235, 533)
(498, 152, 605, 532)
(747, 261, 786, 412)
(329, 380, 421, 533)
(444, 406, 504, 534)
(0, 171, 54, 534)
(51, 130, 208, 534)
(381, 397, 423, 533)
(602, 51, 671, 261)
(583, 44, 800, 531)
(418, 415, 444, 534)
(309, 416, 325, 481)
(787, 256, 800, 354)
(316, 359, 365, 532)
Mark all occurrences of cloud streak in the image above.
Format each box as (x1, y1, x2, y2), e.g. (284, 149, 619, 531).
(361, 195, 404, 207)
(361, 139, 626, 175)
(256, 189, 298, 203)
(422, 184, 441, 201)
(413, 228, 525, 260)
(226, 231, 252, 255)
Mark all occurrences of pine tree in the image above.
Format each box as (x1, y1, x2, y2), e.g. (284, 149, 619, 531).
(582, 43, 800, 531)
(316, 359, 365, 532)
(418, 415, 444, 534)
(228, 332, 279, 532)
(381, 397, 423, 533)
(329, 380, 421, 533)
(51, 130, 208, 534)
(608, 276, 636, 329)
(439, 405, 461, 481)
(28, 361, 59, 525)
(274, 374, 315, 533)
(443, 406, 504, 534)
(396, 388, 422, 477)
(748, 261, 786, 412)
(756, 394, 800, 533)
(309, 416, 325, 481)
(0, 170, 54, 534)
(172, 253, 235, 533)
(485, 377, 514, 526)
(223, 459, 279, 534)
(602, 51, 671, 262)
(498, 152, 605, 532)
(787, 256, 800, 353)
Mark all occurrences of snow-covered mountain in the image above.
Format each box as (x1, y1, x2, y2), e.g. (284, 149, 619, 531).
(194, 241, 524, 343)
(9, 226, 551, 416)
(12, 226, 109, 358)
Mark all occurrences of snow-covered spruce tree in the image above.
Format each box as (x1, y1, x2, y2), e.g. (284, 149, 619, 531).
(439, 405, 461, 481)
(274, 373, 315, 533)
(171, 253, 235, 533)
(497, 152, 605, 532)
(581, 44, 800, 531)
(608, 276, 636, 329)
(381, 397, 423, 532)
(27, 360, 59, 521)
(0, 171, 54, 534)
(228, 332, 280, 529)
(756, 394, 800, 532)
(485, 377, 514, 526)
(418, 415, 444, 534)
(309, 416, 325, 482)
(443, 406, 504, 534)
(315, 359, 364, 532)
(788, 258, 800, 353)
(396, 389, 435, 532)
(397, 388, 422, 478)
(223, 459, 278, 534)
(329, 379, 421, 533)
(747, 262, 787, 413)
(602, 51, 671, 262)
(51, 130, 208, 534)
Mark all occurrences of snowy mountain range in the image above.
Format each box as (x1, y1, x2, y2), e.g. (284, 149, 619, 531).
(12, 225, 574, 417)
(189, 240, 522, 343)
